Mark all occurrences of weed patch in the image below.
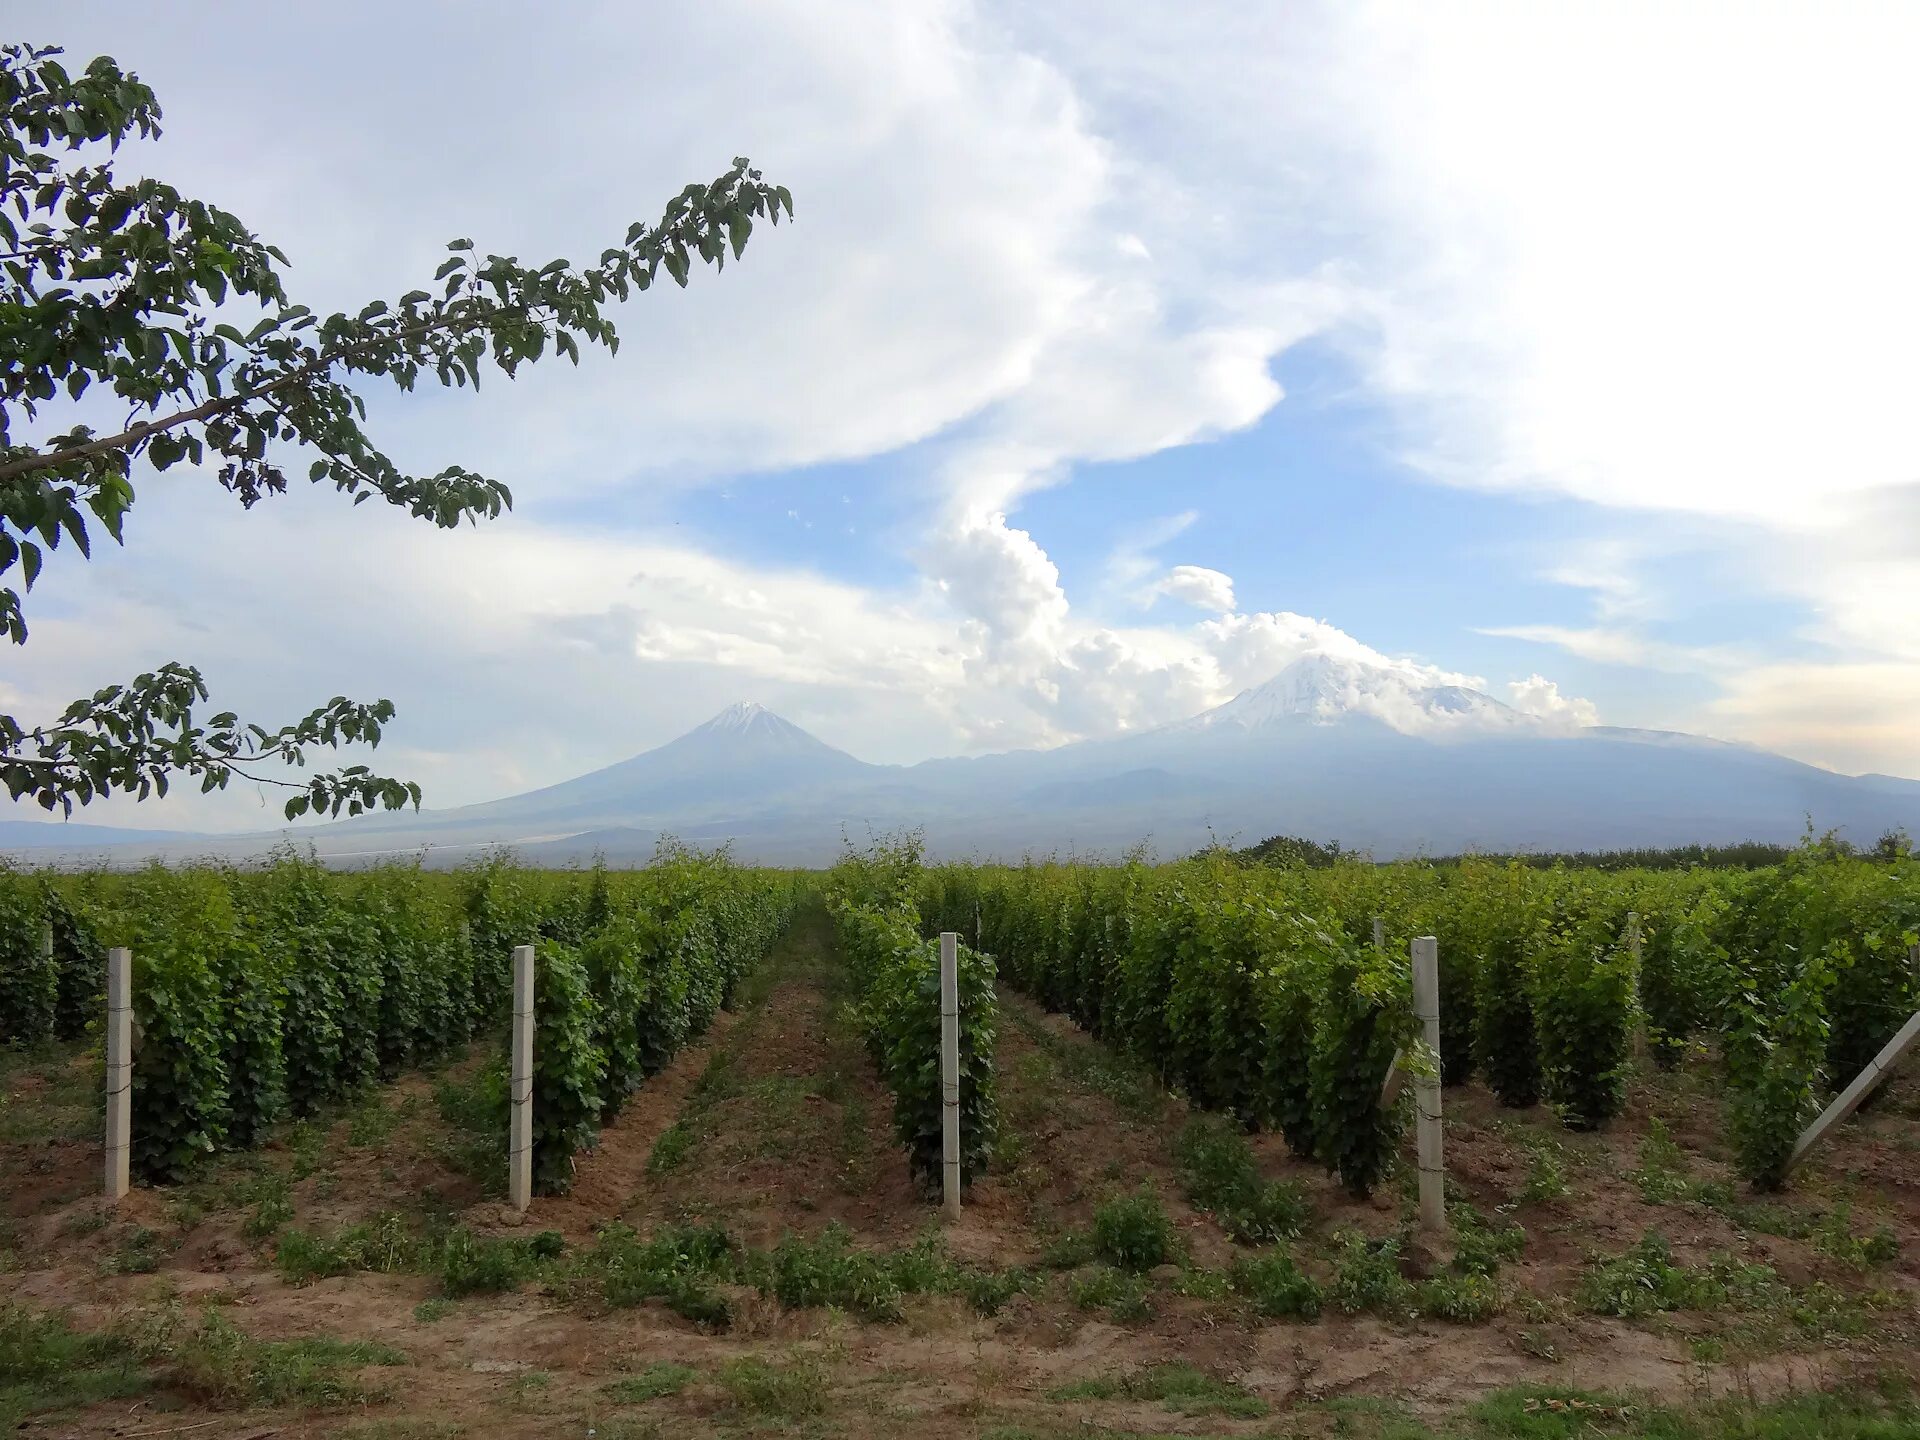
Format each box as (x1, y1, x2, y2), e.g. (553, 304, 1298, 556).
(1327, 1230, 1414, 1317)
(605, 1362, 697, 1403)
(1048, 1363, 1266, 1418)
(174, 1312, 405, 1408)
(1231, 1248, 1323, 1319)
(1067, 1263, 1154, 1322)
(718, 1354, 826, 1418)
(1174, 1115, 1313, 1243)
(101, 1225, 170, 1275)
(1091, 1186, 1176, 1272)
(0, 1304, 151, 1428)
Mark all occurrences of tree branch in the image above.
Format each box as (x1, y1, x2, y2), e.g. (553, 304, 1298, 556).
(0, 303, 535, 485)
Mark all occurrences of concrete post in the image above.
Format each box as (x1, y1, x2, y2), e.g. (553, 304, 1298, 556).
(509, 944, 535, 1212)
(1412, 935, 1445, 1234)
(1789, 1009, 1920, 1173)
(104, 947, 131, 1201)
(939, 931, 962, 1222)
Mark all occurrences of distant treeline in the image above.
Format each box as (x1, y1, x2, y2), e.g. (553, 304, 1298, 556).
(1225, 831, 1913, 872)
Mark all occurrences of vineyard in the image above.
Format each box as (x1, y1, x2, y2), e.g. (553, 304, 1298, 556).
(920, 838, 1920, 1193)
(0, 847, 797, 1191)
(3, 836, 1920, 1439)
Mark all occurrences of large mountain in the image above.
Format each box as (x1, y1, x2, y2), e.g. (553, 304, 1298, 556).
(6, 658, 1918, 865)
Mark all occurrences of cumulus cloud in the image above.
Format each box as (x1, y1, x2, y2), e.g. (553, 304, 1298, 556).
(1506, 675, 1600, 729)
(1152, 565, 1236, 613)
(26, 0, 1854, 837)
(1004, 0, 1920, 773)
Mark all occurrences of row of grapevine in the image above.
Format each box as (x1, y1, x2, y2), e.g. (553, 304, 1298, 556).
(0, 872, 105, 1046)
(919, 856, 1417, 1198)
(0, 847, 794, 1186)
(529, 846, 795, 1193)
(1316, 844, 1919, 1183)
(921, 836, 1917, 1192)
(825, 838, 999, 1196)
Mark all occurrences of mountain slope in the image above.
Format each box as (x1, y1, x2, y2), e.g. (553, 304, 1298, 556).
(0, 818, 194, 849)
(344, 702, 883, 844)
(8, 666, 1918, 865)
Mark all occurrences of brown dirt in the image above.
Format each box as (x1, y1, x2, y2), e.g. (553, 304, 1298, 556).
(6, 917, 1920, 1438)
(496, 1006, 741, 1242)
(608, 912, 925, 1248)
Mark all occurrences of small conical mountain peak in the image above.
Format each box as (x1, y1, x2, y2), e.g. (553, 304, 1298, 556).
(680, 701, 853, 757)
(700, 701, 773, 733)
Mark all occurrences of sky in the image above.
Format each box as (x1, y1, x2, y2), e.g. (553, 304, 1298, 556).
(11, 1, 1920, 831)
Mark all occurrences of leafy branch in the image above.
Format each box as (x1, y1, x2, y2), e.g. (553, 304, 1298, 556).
(0, 663, 421, 819)
(0, 42, 791, 820)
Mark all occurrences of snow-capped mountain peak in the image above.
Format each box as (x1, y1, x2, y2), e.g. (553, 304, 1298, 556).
(683, 701, 857, 758)
(1177, 653, 1529, 737)
(699, 701, 776, 735)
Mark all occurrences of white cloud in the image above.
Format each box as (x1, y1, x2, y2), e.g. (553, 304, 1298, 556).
(1506, 675, 1599, 729)
(1152, 565, 1236, 613)
(1003, 0, 1920, 773)
(31, 0, 1893, 834)
(29, 2, 1127, 493)
(1478, 624, 1748, 676)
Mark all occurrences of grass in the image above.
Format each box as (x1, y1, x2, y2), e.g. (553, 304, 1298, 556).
(439, 1225, 564, 1296)
(1003, 998, 1165, 1122)
(645, 1117, 695, 1173)
(236, 1170, 296, 1240)
(1231, 1247, 1323, 1318)
(1089, 1186, 1176, 1272)
(1572, 1229, 1896, 1342)
(174, 1313, 406, 1408)
(1521, 1142, 1572, 1203)
(646, 1050, 738, 1176)
(0, 1303, 152, 1428)
(604, 1362, 697, 1403)
(428, 1051, 508, 1195)
(1066, 1263, 1153, 1322)
(1046, 1363, 1267, 1419)
(1462, 1383, 1920, 1439)
(1328, 1230, 1414, 1317)
(278, 1211, 426, 1283)
(0, 1040, 98, 1146)
(1810, 1206, 1900, 1271)
(288, 1116, 331, 1181)
(1, 1302, 406, 1424)
(1626, 1121, 1899, 1276)
(100, 1224, 171, 1275)
(347, 1091, 409, 1148)
(564, 1219, 1037, 1328)
(1416, 1269, 1504, 1322)
(276, 1214, 565, 1297)
(717, 1353, 827, 1419)
(646, 922, 872, 1188)
(1173, 1114, 1314, 1243)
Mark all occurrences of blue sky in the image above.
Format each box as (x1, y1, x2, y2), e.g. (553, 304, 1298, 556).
(11, 2, 1920, 828)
